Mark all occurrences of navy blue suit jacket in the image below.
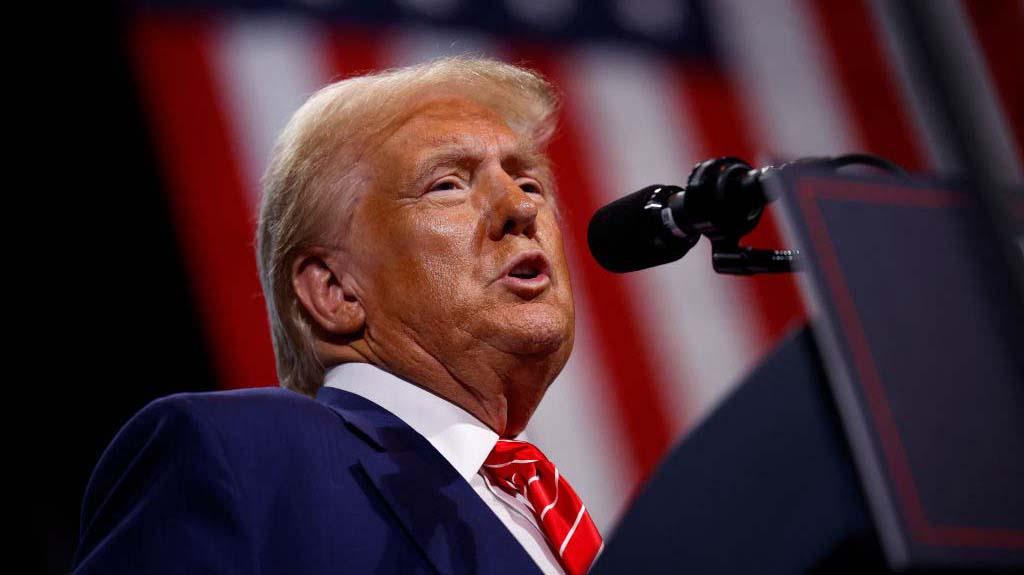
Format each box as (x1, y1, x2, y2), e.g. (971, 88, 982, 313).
(72, 386, 545, 574)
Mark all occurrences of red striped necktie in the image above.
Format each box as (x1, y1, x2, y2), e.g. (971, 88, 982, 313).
(482, 439, 603, 575)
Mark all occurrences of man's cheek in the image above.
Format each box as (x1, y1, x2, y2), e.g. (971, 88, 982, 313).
(411, 223, 477, 272)
(423, 256, 474, 303)
(415, 208, 478, 240)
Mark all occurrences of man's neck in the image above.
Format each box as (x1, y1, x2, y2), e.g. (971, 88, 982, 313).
(321, 336, 559, 437)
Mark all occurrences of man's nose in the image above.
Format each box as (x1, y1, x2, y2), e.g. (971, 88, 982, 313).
(486, 171, 539, 240)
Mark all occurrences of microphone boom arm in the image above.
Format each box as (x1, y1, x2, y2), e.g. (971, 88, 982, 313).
(681, 155, 904, 275)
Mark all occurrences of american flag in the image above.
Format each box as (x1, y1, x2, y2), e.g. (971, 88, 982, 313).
(128, 0, 1022, 534)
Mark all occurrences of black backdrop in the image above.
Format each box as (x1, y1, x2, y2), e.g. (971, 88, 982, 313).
(36, 5, 217, 573)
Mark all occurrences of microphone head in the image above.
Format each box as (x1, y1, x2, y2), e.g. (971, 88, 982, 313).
(587, 185, 698, 273)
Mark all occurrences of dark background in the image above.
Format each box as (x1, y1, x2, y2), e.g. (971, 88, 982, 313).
(37, 5, 217, 573)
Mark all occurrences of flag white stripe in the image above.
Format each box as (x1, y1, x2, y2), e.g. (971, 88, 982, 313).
(712, 0, 856, 158)
(211, 15, 331, 209)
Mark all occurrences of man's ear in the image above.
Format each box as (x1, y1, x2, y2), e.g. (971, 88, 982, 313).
(291, 249, 366, 337)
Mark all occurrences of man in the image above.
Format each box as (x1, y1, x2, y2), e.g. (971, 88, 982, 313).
(73, 57, 602, 575)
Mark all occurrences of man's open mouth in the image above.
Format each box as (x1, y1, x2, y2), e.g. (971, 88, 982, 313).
(499, 251, 552, 296)
(509, 262, 542, 280)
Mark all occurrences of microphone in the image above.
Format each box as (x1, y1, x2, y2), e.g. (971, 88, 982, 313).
(587, 157, 770, 273)
(586, 184, 698, 273)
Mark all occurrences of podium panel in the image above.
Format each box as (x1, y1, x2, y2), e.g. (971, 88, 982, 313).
(777, 173, 1024, 569)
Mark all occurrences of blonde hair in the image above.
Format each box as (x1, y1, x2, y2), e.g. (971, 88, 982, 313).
(256, 56, 560, 396)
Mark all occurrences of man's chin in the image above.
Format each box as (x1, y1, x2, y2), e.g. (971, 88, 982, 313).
(477, 302, 573, 357)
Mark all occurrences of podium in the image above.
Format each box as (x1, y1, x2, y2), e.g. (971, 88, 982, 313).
(592, 171, 1024, 573)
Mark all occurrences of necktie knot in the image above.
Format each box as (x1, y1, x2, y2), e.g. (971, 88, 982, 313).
(483, 440, 549, 495)
(481, 439, 603, 575)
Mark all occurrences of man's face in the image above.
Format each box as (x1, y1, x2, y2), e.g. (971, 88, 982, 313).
(343, 96, 575, 377)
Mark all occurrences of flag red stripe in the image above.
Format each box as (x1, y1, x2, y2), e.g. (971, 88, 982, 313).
(961, 0, 1024, 168)
(510, 46, 675, 482)
(133, 15, 277, 390)
(805, 0, 926, 171)
(326, 25, 385, 80)
(672, 62, 807, 347)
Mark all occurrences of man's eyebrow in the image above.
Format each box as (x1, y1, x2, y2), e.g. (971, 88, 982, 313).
(412, 146, 475, 175)
(409, 140, 547, 184)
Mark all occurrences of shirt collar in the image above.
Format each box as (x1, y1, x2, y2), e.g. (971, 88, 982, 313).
(323, 362, 499, 482)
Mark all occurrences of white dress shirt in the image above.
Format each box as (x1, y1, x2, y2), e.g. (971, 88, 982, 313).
(324, 362, 565, 575)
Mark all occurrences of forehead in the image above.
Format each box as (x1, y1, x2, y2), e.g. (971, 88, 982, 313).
(380, 97, 536, 161)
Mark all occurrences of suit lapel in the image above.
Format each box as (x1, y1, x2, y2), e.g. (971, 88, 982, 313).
(316, 387, 543, 575)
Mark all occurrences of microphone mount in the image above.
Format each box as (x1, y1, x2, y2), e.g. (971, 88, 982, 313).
(666, 154, 905, 275)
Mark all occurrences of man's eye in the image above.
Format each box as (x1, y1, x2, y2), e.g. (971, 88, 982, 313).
(429, 179, 462, 193)
(519, 181, 543, 195)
